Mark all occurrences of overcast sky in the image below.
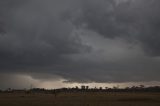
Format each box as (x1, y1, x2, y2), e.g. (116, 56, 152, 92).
(0, 0, 160, 89)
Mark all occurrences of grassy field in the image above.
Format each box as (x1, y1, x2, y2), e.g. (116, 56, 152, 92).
(0, 92, 160, 106)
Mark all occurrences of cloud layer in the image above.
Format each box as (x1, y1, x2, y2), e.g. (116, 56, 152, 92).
(0, 0, 160, 84)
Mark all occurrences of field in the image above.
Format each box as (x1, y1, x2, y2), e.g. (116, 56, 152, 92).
(0, 92, 160, 106)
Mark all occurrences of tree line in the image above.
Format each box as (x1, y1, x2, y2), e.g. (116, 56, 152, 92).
(1, 85, 160, 94)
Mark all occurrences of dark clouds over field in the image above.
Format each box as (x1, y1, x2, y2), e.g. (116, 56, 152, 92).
(0, 0, 160, 86)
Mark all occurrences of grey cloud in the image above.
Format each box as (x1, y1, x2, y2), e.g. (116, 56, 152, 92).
(70, 0, 160, 56)
(0, 0, 89, 70)
(0, 0, 160, 84)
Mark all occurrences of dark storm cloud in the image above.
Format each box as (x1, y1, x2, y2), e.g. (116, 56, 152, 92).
(73, 0, 160, 56)
(0, 0, 89, 70)
(0, 0, 160, 84)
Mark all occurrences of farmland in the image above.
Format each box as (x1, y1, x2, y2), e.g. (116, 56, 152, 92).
(0, 92, 160, 106)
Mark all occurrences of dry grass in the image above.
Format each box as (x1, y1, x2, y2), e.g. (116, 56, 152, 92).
(0, 92, 160, 106)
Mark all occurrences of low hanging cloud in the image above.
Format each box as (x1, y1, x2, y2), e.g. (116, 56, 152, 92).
(0, 0, 160, 85)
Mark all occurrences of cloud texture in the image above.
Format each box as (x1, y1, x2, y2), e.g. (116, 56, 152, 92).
(0, 0, 160, 84)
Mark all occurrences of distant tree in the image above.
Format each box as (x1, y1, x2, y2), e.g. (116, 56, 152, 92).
(139, 85, 145, 88)
(86, 86, 89, 90)
(99, 87, 102, 90)
(105, 87, 109, 90)
(113, 86, 118, 90)
(81, 86, 85, 90)
(94, 87, 97, 89)
(75, 86, 79, 89)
